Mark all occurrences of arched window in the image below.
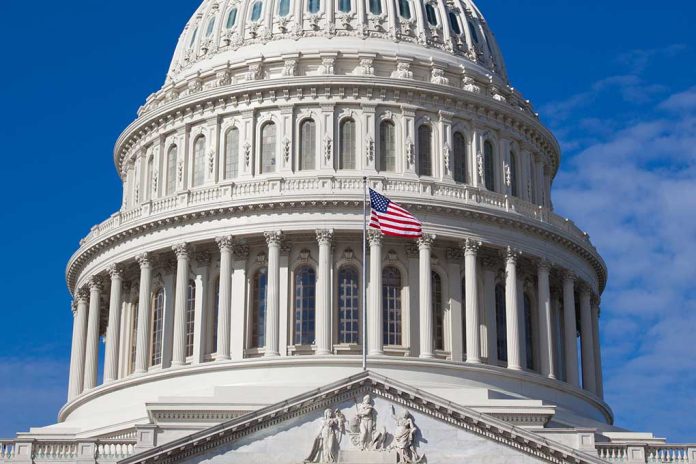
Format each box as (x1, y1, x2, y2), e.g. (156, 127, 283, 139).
(129, 300, 139, 374)
(193, 136, 206, 187)
(383, 266, 402, 346)
(145, 156, 154, 201)
(418, 125, 432, 177)
(368, 0, 382, 14)
(432, 272, 444, 351)
(468, 21, 479, 44)
(453, 132, 467, 183)
(251, 268, 268, 348)
(483, 140, 495, 191)
(251, 1, 263, 21)
(226, 8, 238, 28)
(425, 3, 438, 26)
(308, 0, 321, 13)
(448, 11, 461, 35)
(299, 119, 316, 171)
(339, 118, 356, 170)
(166, 145, 178, 195)
(150, 289, 164, 366)
(260, 122, 277, 174)
(224, 128, 239, 180)
(509, 151, 518, 197)
(338, 267, 359, 344)
(524, 293, 534, 370)
(205, 17, 216, 37)
(279, 0, 291, 16)
(398, 0, 411, 19)
(186, 280, 196, 357)
(495, 283, 507, 362)
(338, 0, 351, 12)
(189, 28, 198, 47)
(294, 266, 316, 345)
(379, 120, 396, 172)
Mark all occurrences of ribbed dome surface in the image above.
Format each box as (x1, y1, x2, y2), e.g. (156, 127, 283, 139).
(167, 0, 508, 83)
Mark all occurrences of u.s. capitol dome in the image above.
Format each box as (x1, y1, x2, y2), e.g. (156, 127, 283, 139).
(6, 1, 691, 464)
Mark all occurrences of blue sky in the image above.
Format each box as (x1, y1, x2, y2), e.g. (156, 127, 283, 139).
(0, 0, 694, 442)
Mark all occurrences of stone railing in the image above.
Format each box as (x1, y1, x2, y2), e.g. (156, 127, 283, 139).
(597, 444, 696, 464)
(0, 440, 136, 464)
(79, 177, 593, 250)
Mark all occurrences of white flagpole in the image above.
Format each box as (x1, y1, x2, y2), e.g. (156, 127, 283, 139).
(362, 176, 368, 371)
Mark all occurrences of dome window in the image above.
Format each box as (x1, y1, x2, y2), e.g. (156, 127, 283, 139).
(308, 0, 321, 14)
(425, 3, 438, 26)
(251, 1, 263, 21)
(279, 0, 291, 17)
(226, 8, 238, 28)
(205, 17, 216, 37)
(448, 11, 462, 35)
(338, 0, 351, 13)
(188, 27, 198, 47)
(368, 0, 382, 15)
(398, 0, 411, 19)
(468, 20, 479, 44)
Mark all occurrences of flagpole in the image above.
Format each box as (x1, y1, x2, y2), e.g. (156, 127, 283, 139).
(362, 176, 368, 372)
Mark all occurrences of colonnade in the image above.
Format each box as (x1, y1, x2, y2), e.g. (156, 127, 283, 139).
(67, 230, 604, 402)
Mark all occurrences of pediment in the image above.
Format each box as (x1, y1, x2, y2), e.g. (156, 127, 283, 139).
(121, 371, 604, 464)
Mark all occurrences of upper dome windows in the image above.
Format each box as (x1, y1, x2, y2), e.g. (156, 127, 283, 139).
(226, 8, 238, 28)
(250, 1, 263, 21)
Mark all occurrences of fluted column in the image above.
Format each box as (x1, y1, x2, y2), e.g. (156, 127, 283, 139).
(172, 243, 191, 366)
(592, 299, 604, 399)
(579, 285, 597, 393)
(482, 259, 498, 364)
(463, 239, 481, 364)
(537, 260, 556, 379)
(67, 290, 89, 400)
(505, 248, 522, 370)
(418, 234, 436, 359)
(316, 229, 334, 355)
(134, 253, 153, 374)
(264, 231, 282, 357)
(367, 230, 383, 356)
(215, 237, 233, 361)
(562, 273, 580, 386)
(103, 265, 124, 383)
(83, 277, 103, 390)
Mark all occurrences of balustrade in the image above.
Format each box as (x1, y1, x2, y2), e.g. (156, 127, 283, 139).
(0, 440, 136, 464)
(597, 444, 696, 464)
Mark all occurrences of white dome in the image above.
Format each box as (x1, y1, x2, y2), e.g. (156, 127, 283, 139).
(167, 0, 508, 84)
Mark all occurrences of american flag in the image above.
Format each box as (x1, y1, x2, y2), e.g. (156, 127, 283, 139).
(369, 189, 423, 238)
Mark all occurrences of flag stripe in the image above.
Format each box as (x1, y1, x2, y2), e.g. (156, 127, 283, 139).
(368, 188, 423, 239)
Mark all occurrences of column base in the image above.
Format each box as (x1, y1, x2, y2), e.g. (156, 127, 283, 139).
(466, 358, 482, 364)
(315, 350, 331, 356)
(264, 351, 281, 358)
(419, 353, 434, 359)
(214, 354, 231, 362)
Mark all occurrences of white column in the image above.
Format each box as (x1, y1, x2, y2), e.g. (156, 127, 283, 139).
(418, 234, 436, 359)
(192, 253, 210, 364)
(579, 285, 597, 393)
(172, 243, 191, 366)
(134, 253, 153, 374)
(463, 239, 481, 364)
(83, 277, 103, 390)
(505, 248, 522, 370)
(315, 229, 334, 355)
(537, 260, 556, 379)
(562, 273, 580, 387)
(368, 230, 383, 356)
(215, 236, 233, 360)
(264, 231, 282, 357)
(104, 265, 124, 383)
(68, 291, 89, 400)
(230, 246, 249, 360)
(446, 249, 463, 362)
(482, 259, 497, 364)
(592, 299, 604, 399)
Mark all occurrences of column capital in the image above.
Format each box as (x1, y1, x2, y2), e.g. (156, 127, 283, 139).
(367, 229, 383, 246)
(461, 238, 482, 255)
(107, 264, 124, 280)
(503, 246, 521, 264)
(578, 281, 592, 297)
(562, 270, 577, 284)
(215, 235, 234, 251)
(264, 230, 283, 246)
(136, 253, 153, 269)
(315, 229, 335, 246)
(88, 276, 103, 293)
(417, 233, 436, 250)
(172, 243, 191, 259)
(536, 258, 552, 273)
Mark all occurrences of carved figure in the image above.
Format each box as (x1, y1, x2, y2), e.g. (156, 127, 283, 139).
(355, 395, 376, 450)
(390, 407, 422, 463)
(305, 409, 345, 463)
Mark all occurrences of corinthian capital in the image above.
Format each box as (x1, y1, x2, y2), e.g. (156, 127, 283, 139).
(315, 229, 334, 246)
(135, 253, 152, 269)
(462, 238, 482, 255)
(367, 229, 383, 246)
(504, 246, 521, 265)
(537, 258, 552, 272)
(417, 233, 436, 250)
(75, 287, 90, 304)
(264, 231, 283, 246)
(88, 276, 103, 293)
(172, 243, 191, 259)
(215, 235, 234, 252)
(107, 264, 123, 280)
